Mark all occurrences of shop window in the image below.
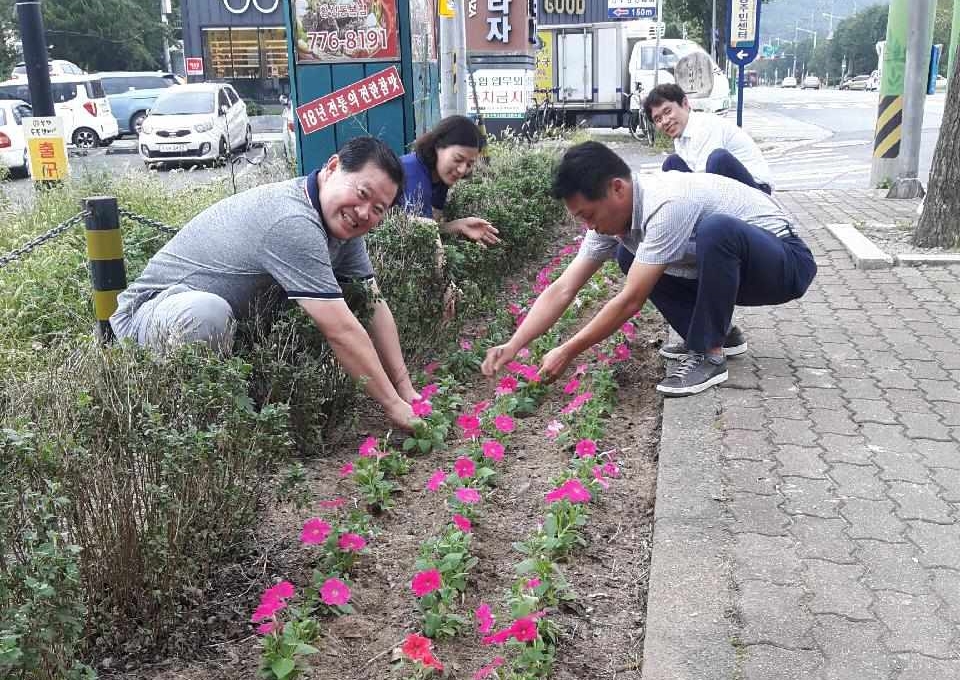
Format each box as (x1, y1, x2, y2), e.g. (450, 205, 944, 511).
(261, 28, 288, 79)
(204, 28, 233, 79)
(231, 28, 261, 79)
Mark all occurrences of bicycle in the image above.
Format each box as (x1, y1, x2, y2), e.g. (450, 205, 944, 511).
(520, 89, 557, 142)
(623, 85, 656, 146)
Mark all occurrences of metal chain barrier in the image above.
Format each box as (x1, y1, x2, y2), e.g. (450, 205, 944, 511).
(0, 211, 88, 270)
(118, 208, 180, 236)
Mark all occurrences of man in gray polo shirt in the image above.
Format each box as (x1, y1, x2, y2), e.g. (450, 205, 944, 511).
(111, 136, 420, 429)
(481, 141, 817, 396)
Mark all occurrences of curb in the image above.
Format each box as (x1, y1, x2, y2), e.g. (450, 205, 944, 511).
(641, 389, 738, 680)
(825, 223, 960, 268)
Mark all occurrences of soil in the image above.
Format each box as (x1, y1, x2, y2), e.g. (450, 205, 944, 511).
(108, 223, 666, 680)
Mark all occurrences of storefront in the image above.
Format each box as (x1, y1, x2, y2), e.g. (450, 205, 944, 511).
(182, 0, 289, 104)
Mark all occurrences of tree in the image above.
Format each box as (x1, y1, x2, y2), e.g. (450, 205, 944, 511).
(913, 55, 960, 248)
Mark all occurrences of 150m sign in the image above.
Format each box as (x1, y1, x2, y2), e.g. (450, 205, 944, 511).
(542, 0, 584, 14)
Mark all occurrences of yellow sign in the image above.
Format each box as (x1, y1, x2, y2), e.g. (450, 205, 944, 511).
(24, 116, 69, 181)
(439, 0, 454, 18)
(535, 31, 553, 103)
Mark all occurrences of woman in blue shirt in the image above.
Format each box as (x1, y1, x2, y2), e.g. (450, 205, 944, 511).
(400, 115, 501, 247)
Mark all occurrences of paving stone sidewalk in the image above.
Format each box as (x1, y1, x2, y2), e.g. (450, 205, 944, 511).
(642, 189, 960, 680)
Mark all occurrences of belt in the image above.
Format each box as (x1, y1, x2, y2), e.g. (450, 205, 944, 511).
(773, 224, 798, 239)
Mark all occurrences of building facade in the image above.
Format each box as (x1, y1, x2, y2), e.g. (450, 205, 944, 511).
(182, 0, 289, 103)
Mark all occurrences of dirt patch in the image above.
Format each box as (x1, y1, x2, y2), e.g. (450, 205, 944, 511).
(107, 227, 666, 680)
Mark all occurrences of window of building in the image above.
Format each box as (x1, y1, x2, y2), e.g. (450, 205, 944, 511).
(261, 28, 288, 79)
(201, 27, 289, 81)
(203, 28, 234, 79)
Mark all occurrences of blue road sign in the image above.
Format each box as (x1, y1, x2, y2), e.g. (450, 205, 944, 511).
(726, 0, 763, 67)
(761, 44, 775, 59)
(607, 6, 656, 20)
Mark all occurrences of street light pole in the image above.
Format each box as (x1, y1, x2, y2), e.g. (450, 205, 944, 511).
(711, 0, 717, 62)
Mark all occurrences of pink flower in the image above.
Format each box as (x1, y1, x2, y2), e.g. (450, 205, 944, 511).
(527, 578, 541, 589)
(511, 617, 539, 642)
(412, 400, 433, 417)
(613, 343, 631, 362)
(457, 414, 482, 436)
(507, 302, 522, 316)
(545, 420, 564, 439)
(603, 461, 621, 478)
(473, 657, 507, 680)
(257, 621, 279, 635)
(472, 400, 491, 416)
(426, 468, 446, 492)
(460, 339, 473, 351)
(545, 479, 592, 504)
(518, 364, 541, 383)
(563, 377, 580, 394)
(358, 436, 378, 457)
(401, 633, 434, 663)
(516, 313, 527, 326)
(593, 465, 611, 489)
(338, 532, 366, 552)
(339, 462, 354, 477)
(319, 497, 347, 509)
(454, 457, 476, 479)
(517, 347, 531, 359)
(420, 383, 439, 400)
(493, 414, 515, 433)
(320, 577, 351, 606)
(475, 603, 495, 634)
(252, 581, 295, 622)
(574, 363, 588, 376)
(561, 391, 593, 415)
(560, 243, 577, 255)
(455, 487, 482, 504)
(453, 514, 472, 532)
(301, 518, 332, 545)
(575, 439, 598, 458)
(496, 375, 518, 396)
(251, 600, 282, 623)
(505, 361, 525, 374)
(423, 361, 440, 376)
(482, 439, 504, 462)
(411, 569, 442, 597)
(544, 486, 567, 503)
(621, 322, 636, 339)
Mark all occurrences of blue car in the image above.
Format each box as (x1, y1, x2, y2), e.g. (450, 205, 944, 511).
(96, 71, 181, 136)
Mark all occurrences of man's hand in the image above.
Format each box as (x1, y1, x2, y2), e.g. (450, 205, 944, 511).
(538, 344, 576, 384)
(386, 400, 416, 432)
(450, 217, 501, 247)
(398, 385, 421, 404)
(481, 343, 516, 376)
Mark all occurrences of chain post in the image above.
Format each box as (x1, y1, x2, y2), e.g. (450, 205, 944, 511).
(84, 197, 126, 343)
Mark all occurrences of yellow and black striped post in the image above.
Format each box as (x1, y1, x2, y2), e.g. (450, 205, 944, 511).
(873, 95, 903, 161)
(83, 196, 126, 342)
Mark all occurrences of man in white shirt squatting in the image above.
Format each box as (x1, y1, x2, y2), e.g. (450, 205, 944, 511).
(481, 142, 817, 396)
(645, 83, 773, 195)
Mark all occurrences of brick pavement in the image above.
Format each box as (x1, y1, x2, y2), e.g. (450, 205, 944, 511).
(642, 189, 960, 680)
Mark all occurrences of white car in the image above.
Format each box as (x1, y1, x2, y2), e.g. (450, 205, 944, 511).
(781, 76, 798, 88)
(9, 59, 85, 80)
(801, 75, 821, 90)
(0, 75, 119, 149)
(139, 83, 252, 167)
(0, 99, 32, 178)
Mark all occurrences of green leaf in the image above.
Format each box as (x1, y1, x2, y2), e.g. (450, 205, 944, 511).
(295, 643, 320, 655)
(271, 658, 296, 679)
(515, 558, 536, 574)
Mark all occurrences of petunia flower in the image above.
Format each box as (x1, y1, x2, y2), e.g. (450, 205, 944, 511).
(613, 343, 631, 362)
(505, 360, 525, 374)
(574, 363, 589, 376)
(527, 578, 541, 589)
(338, 532, 367, 552)
(472, 400, 491, 416)
(411, 569, 442, 597)
(452, 514, 472, 532)
(575, 439, 598, 458)
(401, 632, 432, 661)
(420, 383, 439, 400)
(358, 436, 379, 457)
(454, 457, 476, 479)
(300, 518, 331, 545)
(339, 462, 354, 477)
(517, 347, 531, 358)
(320, 578, 351, 606)
(621, 322, 637, 339)
(496, 375, 518, 396)
(412, 400, 433, 417)
(563, 377, 580, 394)
(426, 468, 446, 492)
(455, 487, 481, 504)
(423, 361, 440, 376)
(493, 414, 515, 433)
(602, 461, 621, 478)
(518, 364, 541, 383)
(318, 497, 347, 509)
(506, 302, 522, 316)
(475, 602, 495, 634)
(481, 439, 504, 462)
(545, 420, 564, 439)
(460, 339, 473, 351)
(256, 621, 279, 635)
(593, 465, 611, 489)
(473, 656, 507, 680)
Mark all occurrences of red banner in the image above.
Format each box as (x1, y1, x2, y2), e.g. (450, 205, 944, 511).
(295, 66, 405, 135)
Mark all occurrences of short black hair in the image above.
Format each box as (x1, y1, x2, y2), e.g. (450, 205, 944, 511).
(551, 141, 631, 201)
(337, 136, 405, 206)
(643, 83, 687, 121)
(413, 115, 484, 172)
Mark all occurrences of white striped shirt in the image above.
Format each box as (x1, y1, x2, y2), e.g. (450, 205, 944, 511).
(578, 171, 793, 279)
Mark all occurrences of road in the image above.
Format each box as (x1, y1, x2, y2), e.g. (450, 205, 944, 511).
(627, 86, 948, 191)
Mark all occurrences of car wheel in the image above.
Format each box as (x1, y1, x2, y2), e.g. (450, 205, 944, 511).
(131, 111, 147, 135)
(73, 127, 99, 149)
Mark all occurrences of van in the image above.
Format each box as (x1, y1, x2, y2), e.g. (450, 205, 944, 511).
(96, 71, 182, 136)
(9, 59, 85, 79)
(0, 74, 119, 148)
(626, 35, 730, 112)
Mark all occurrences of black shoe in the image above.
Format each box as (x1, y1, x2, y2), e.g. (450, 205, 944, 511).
(656, 353, 728, 396)
(658, 326, 748, 360)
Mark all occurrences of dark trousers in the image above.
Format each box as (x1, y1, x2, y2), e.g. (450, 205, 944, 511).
(617, 215, 817, 353)
(663, 149, 772, 195)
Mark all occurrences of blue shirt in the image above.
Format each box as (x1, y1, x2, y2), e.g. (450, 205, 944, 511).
(400, 152, 449, 218)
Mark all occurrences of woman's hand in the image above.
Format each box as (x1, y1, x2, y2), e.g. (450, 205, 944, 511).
(448, 217, 501, 247)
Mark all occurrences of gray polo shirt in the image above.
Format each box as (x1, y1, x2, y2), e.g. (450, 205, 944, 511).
(110, 174, 374, 336)
(578, 171, 792, 279)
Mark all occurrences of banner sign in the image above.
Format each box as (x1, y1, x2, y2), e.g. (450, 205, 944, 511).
(185, 57, 204, 75)
(292, 0, 401, 63)
(296, 66, 405, 134)
(607, 0, 655, 20)
(466, 69, 533, 119)
(24, 117, 69, 181)
(726, 0, 761, 66)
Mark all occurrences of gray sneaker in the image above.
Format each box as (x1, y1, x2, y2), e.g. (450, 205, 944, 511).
(658, 326, 748, 360)
(656, 353, 728, 396)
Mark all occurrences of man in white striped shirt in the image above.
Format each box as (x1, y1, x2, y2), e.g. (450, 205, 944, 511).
(481, 142, 817, 396)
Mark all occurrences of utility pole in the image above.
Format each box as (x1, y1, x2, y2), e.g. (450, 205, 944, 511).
(711, 0, 717, 62)
(15, 0, 54, 117)
(870, 0, 909, 188)
(439, 0, 457, 117)
(455, 0, 467, 114)
(888, 0, 935, 198)
(160, 0, 173, 73)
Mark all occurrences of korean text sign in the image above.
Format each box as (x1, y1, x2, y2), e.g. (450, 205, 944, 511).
(296, 66, 405, 134)
(24, 117, 69, 181)
(292, 0, 401, 63)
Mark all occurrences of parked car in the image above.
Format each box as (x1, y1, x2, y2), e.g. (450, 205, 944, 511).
(280, 94, 297, 164)
(866, 70, 880, 91)
(0, 99, 32, 178)
(10, 59, 85, 80)
(139, 83, 251, 168)
(781, 76, 798, 88)
(0, 74, 118, 149)
(97, 71, 181, 136)
(840, 75, 871, 91)
(801, 75, 821, 90)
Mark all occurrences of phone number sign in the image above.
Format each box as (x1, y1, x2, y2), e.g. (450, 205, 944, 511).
(296, 66, 405, 134)
(292, 0, 400, 63)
